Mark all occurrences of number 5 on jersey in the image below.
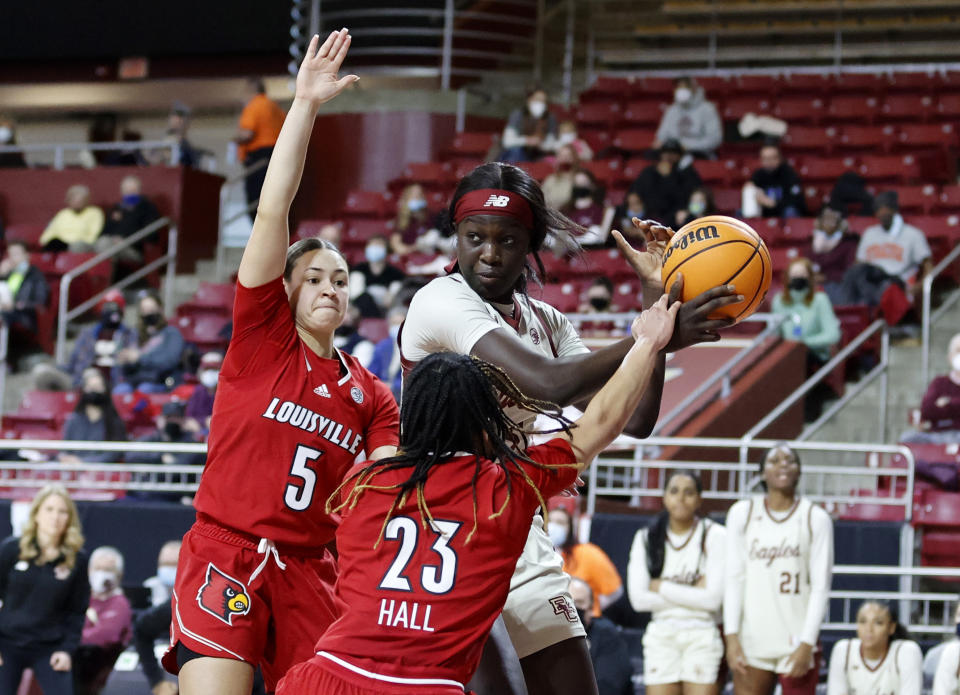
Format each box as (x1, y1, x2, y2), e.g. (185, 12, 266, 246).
(284, 444, 324, 511)
(379, 516, 462, 595)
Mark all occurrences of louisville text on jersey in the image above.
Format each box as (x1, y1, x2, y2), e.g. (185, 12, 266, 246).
(261, 397, 363, 454)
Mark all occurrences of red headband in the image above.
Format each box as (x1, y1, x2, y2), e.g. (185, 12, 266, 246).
(453, 188, 534, 230)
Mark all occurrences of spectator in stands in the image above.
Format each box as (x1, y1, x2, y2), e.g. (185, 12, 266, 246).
(390, 184, 434, 257)
(166, 101, 201, 168)
(838, 190, 931, 329)
(368, 303, 406, 402)
(0, 117, 27, 168)
(184, 351, 221, 437)
(548, 505, 624, 616)
(74, 546, 132, 695)
(903, 334, 960, 444)
(568, 577, 634, 695)
(557, 120, 593, 161)
(136, 542, 180, 695)
(58, 368, 128, 464)
(654, 77, 723, 159)
(500, 85, 558, 163)
(39, 184, 105, 252)
(772, 258, 840, 420)
(542, 143, 579, 210)
(0, 240, 50, 360)
(234, 78, 286, 220)
(115, 290, 185, 393)
(563, 169, 613, 247)
(143, 540, 180, 607)
(675, 186, 715, 227)
(317, 222, 343, 248)
(125, 400, 204, 503)
(826, 600, 921, 695)
(350, 235, 406, 318)
(630, 139, 702, 227)
(0, 484, 88, 695)
(333, 304, 375, 368)
(828, 171, 874, 218)
(98, 175, 161, 264)
(932, 601, 960, 695)
(578, 277, 621, 315)
(612, 191, 645, 242)
(33, 290, 137, 391)
(743, 143, 805, 218)
(809, 206, 859, 305)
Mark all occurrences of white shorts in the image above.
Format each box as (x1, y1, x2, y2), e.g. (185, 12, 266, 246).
(744, 652, 814, 675)
(501, 516, 585, 658)
(642, 619, 722, 685)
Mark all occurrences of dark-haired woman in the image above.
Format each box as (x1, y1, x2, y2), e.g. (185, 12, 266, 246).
(164, 31, 399, 695)
(400, 159, 741, 695)
(58, 368, 128, 464)
(724, 444, 834, 695)
(278, 294, 679, 694)
(500, 86, 558, 163)
(826, 601, 921, 695)
(627, 470, 726, 695)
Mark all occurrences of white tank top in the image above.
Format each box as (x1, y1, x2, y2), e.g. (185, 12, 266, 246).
(840, 639, 907, 694)
(649, 518, 718, 625)
(740, 495, 814, 659)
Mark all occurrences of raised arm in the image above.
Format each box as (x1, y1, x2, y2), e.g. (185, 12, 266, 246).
(237, 30, 358, 288)
(565, 294, 679, 464)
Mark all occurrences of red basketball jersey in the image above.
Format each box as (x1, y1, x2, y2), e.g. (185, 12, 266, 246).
(193, 279, 399, 548)
(316, 438, 579, 685)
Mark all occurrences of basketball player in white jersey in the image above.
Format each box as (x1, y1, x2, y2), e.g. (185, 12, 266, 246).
(724, 443, 834, 695)
(826, 600, 921, 695)
(933, 602, 960, 695)
(627, 470, 726, 694)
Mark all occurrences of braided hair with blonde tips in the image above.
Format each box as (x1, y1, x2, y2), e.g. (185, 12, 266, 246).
(328, 351, 578, 545)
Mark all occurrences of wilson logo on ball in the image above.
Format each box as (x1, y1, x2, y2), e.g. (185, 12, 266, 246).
(663, 225, 720, 263)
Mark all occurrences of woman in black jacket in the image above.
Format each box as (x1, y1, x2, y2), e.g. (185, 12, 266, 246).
(0, 484, 89, 694)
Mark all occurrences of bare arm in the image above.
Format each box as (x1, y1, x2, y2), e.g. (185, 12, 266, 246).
(237, 30, 358, 288)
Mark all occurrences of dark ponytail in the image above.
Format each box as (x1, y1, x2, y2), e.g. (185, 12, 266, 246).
(859, 600, 910, 644)
(646, 469, 703, 579)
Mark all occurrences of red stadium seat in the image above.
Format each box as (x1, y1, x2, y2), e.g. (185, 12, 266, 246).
(5, 224, 45, 250)
(581, 159, 622, 187)
(780, 126, 835, 154)
(937, 94, 960, 120)
(619, 99, 664, 127)
(579, 130, 611, 156)
(804, 185, 828, 214)
(781, 74, 830, 94)
(882, 94, 935, 122)
(896, 123, 957, 150)
(619, 158, 648, 186)
(892, 185, 937, 215)
(516, 160, 554, 182)
(888, 72, 938, 93)
(177, 314, 230, 353)
(190, 282, 235, 309)
(734, 74, 780, 95)
(831, 73, 889, 95)
(695, 75, 732, 96)
(837, 500, 906, 522)
(611, 129, 656, 156)
(575, 101, 621, 130)
(921, 530, 960, 569)
(914, 490, 960, 529)
(15, 390, 78, 421)
(799, 157, 854, 183)
(341, 190, 391, 219)
(780, 217, 815, 245)
(712, 188, 741, 215)
(638, 77, 676, 98)
(451, 159, 485, 181)
(723, 97, 770, 120)
(693, 160, 732, 186)
(772, 97, 824, 125)
(345, 219, 390, 244)
(392, 162, 453, 192)
(937, 184, 960, 213)
(581, 248, 635, 281)
(581, 76, 634, 102)
(443, 131, 496, 160)
(837, 125, 895, 153)
(826, 96, 880, 124)
(531, 283, 580, 313)
(858, 154, 919, 184)
(294, 219, 338, 242)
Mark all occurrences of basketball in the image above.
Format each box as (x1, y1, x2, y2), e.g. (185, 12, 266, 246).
(661, 215, 772, 324)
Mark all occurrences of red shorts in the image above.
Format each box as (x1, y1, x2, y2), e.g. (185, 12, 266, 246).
(161, 518, 341, 691)
(277, 652, 466, 695)
(778, 648, 822, 695)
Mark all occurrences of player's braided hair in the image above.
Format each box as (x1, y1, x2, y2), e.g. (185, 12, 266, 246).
(328, 351, 577, 545)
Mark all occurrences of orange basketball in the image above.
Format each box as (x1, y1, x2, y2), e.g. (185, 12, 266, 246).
(660, 216, 772, 324)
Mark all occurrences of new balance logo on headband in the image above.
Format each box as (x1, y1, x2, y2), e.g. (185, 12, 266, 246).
(484, 194, 511, 208)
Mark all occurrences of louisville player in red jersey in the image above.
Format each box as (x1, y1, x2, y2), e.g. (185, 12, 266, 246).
(276, 293, 680, 695)
(162, 29, 399, 695)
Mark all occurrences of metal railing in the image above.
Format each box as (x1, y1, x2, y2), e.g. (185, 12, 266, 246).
(215, 158, 269, 281)
(921, 248, 960, 389)
(585, 437, 916, 522)
(0, 140, 179, 171)
(55, 218, 178, 364)
(0, 323, 7, 417)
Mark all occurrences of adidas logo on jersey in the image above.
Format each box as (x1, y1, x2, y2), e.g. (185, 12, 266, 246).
(314, 384, 331, 398)
(484, 194, 510, 208)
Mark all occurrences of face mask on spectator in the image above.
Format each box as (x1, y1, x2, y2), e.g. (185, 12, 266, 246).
(675, 87, 692, 104)
(407, 198, 427, 212)
(199, 369, 219, 389)
(122, 194, 141, 207)
(141, 312, 162, 327)
(547, 521, 568, 547)
(589, 295, 610, 311)
(90, 570, 117, 594)
(626, 208, 643, 219)
(572, 186, 592, 200)
(81, 390, 109, 407)
(164, 421, 183, 439)
(157, 565, 177, 587)
(559, 132, 576, 145)
(0, 127, 11, 144)
(952, 354, 960, 372)
(527, 100, 547, 118)
(365, 244, 387, 264)
(788, 277, 810, 293)
(688, 200, 706, 216)
(101, 304, 122, 328)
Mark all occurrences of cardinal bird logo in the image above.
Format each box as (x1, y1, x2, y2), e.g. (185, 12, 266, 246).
(196, 564, 251, 625)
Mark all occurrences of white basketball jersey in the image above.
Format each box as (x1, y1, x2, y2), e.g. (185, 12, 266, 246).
(654, 519, 718, 624)
(740, 496, 813, 659)
(841, 639, 907, 695)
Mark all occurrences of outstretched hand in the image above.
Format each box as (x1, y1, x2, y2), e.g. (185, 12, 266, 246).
(295, 29, 359, 107)
(632, 294, 681, 352)
(664, 274, 741, 352)
(612, 218, 674, 292)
